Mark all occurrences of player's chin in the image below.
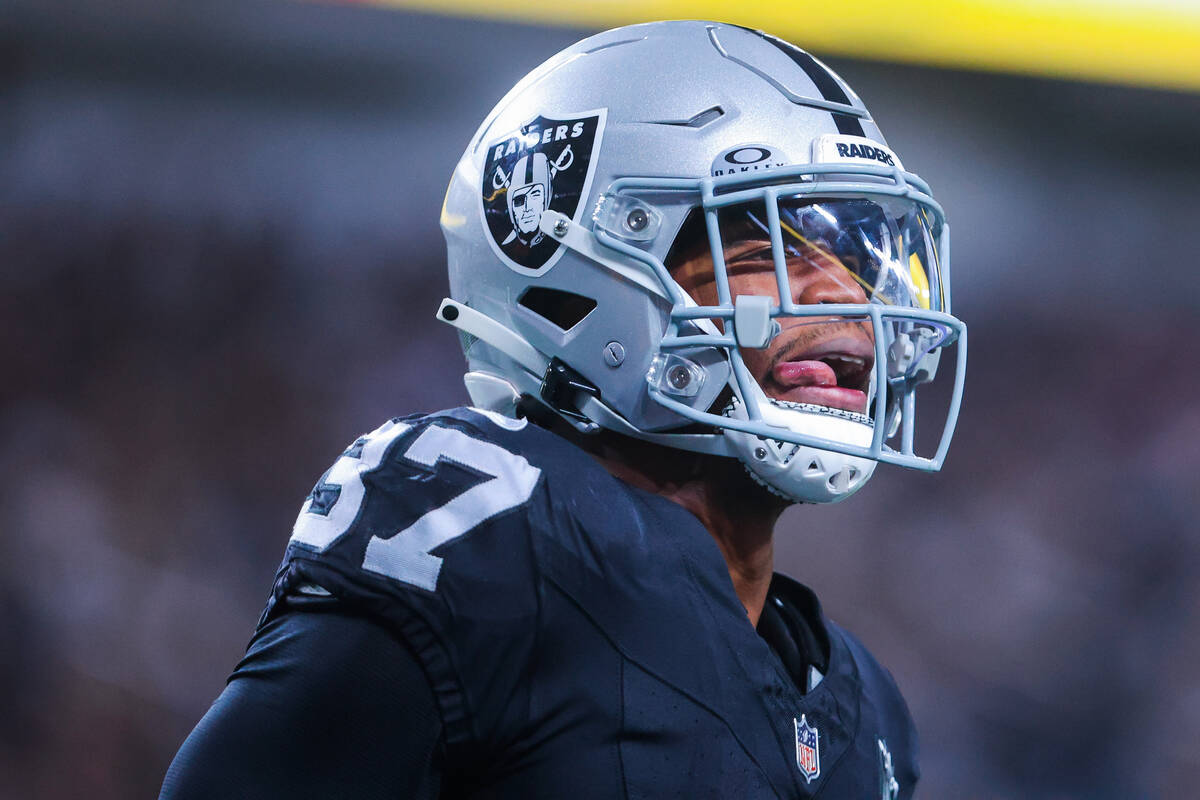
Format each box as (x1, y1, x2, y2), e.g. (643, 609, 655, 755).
(774, 385, 868, 414)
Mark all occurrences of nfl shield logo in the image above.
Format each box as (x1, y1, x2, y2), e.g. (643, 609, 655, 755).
(794, 715, 821, 783)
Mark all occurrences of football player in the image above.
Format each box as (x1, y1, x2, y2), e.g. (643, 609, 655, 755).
(161, 20, 966, 799)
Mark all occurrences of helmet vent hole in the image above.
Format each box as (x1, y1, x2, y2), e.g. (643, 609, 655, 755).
(518, 288, 598, 331)
(649, 105, 725, 129)
(829, 469, 852, 492)
(805, 460, 822, 475)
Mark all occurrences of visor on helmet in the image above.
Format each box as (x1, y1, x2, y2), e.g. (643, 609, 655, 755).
(667, 195, 953, 381)
(699, 197, 942, 308)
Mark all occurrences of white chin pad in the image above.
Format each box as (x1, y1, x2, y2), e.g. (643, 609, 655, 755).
(723, 394, 877, 504)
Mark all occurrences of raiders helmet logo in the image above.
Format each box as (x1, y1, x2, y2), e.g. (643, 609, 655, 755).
(481, 110, 606, 273)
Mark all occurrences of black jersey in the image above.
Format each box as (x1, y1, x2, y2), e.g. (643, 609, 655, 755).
(168, 408, 918, 799)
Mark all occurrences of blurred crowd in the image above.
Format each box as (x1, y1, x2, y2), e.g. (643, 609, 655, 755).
(0, 205, 449, 797)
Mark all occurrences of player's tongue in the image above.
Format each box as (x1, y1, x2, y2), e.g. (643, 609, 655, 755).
(774, 361, 837, 387)
(771, 360, 867, 413)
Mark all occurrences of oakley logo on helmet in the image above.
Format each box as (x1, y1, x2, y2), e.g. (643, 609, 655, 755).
(711, 143, 789, 177)
(481, 111, 606, 273)
(724, 146, 771, 164)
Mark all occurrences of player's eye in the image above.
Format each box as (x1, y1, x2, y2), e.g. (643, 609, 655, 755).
(727, 243, 774, 265)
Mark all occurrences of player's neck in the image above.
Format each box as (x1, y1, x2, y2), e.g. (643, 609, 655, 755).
(662, 473, 781, 627)
(546, 418, 787, 627)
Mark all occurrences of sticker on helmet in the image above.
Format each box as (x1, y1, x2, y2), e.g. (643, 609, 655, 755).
(481, 110, 606, 273)
(812, 134, 904, 171)
(710, 143, 790, 177)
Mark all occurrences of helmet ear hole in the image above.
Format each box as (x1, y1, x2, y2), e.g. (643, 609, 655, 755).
(517, 287, 598, 331)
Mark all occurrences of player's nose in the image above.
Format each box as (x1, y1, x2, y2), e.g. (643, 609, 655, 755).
(794, 265, 867, 306)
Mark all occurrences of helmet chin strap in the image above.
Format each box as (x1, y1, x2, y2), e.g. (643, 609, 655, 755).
(721, 382, 878, 504)
(576, 394, 735, 457)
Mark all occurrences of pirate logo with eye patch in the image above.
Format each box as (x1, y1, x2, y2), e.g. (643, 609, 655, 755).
(481, 110, 606, 273)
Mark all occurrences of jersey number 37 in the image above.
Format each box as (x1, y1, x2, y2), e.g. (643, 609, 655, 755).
(288, 417, 541, 591)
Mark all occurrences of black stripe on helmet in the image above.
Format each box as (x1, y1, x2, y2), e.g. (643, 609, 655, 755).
(735, 26, 866, 137)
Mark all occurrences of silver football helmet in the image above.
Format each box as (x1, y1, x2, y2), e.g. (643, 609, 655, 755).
(439, 20, 967, 504)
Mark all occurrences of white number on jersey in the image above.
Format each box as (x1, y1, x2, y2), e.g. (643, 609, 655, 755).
(289, 417, 541, 591)
(290, 419, 413, 552)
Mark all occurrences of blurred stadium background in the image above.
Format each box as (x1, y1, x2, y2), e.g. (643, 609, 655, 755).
(2, 0, 1198, 797)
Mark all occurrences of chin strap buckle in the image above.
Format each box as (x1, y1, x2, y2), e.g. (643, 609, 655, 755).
(540, 357, 600, 431)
